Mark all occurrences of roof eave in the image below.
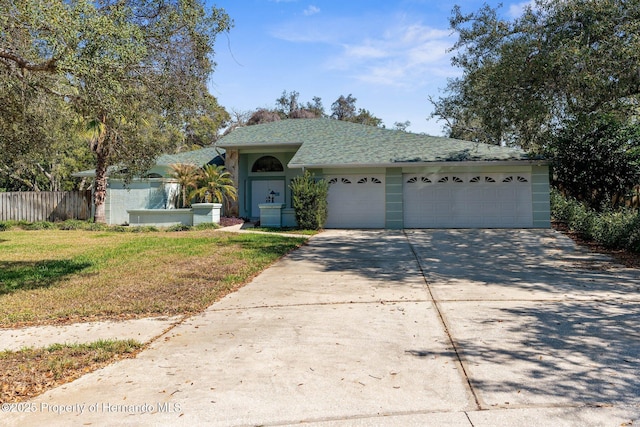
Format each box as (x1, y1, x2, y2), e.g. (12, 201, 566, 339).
(216, 142, 303, 150)
(288, 159, 548, 169)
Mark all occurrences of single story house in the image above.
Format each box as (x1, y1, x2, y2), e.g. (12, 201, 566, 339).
(216, 118, 550, 229)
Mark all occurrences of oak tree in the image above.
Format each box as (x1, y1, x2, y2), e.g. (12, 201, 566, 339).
(0, 0, 231, 222)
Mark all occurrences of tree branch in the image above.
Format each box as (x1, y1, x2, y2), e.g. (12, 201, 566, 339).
(0, 48, 58, 73)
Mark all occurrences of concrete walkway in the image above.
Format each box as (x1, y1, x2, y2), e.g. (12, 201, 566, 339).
(2, 229, 640, 426)
(0, 316, 182, 352)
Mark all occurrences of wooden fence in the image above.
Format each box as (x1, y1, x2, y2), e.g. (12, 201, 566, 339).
(0, 191, 92, 222)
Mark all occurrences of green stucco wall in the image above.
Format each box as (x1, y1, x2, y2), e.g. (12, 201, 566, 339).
(237, 151, 301, 218)
(385, 168, 403, 229)
(106, 180, 178, 225)
(531, 165, 551, 228)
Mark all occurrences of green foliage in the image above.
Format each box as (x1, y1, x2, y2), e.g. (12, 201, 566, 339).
(166, 224, 192, 232)
(0, 222, 10, 232)
(0, 1, 232, 221)
(290, 171, 328, 230)
(432, 0, 640, 149)
(551, 189, 640, 252)
(190, 164, 237, 205)
(84, 222, 109, 232)
(548, 114, 640, 209)
(57, 220, 87, 231)
(194, 222, 220, 231)
(170, 163, 200, 208)
(24, 221, 56, 231)
(182, 94, 230, 149)
(129, 226, 159, 233)
(591, 210, 639, 249)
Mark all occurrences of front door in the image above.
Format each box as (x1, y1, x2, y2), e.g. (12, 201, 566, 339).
(251, 180, 285, 218)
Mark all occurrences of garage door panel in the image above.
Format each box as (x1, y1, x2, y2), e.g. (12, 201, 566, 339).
(326, 175, 385, 228)
(403, 173, 533, 228)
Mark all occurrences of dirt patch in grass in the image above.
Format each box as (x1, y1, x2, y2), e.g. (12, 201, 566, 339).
(0, 340, 144, 403)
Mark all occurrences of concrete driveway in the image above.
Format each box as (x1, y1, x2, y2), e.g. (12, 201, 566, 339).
(4, 229, 640, 426)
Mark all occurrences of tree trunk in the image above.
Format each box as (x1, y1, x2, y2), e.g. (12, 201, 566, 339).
(93, 151, 108, 224)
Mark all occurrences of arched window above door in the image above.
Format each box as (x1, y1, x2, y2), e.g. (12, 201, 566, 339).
(251, 156, 284, 172)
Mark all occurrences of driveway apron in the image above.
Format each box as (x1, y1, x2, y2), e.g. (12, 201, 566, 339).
(405, 229, 640, 426)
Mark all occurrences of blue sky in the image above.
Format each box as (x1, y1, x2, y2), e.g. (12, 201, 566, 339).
(208, 1, 531, 135)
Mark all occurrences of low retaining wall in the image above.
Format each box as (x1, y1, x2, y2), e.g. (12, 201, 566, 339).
(127, 204, 222, 227)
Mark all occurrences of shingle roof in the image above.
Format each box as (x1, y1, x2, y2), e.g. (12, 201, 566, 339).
(216, 119, 533, 166)
(155, 146, 225, 166)
(72, 147, 224, 178)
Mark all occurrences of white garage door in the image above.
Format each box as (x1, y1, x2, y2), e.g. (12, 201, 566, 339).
(325, 175, 385, 228)
(403, 173, 533, 228)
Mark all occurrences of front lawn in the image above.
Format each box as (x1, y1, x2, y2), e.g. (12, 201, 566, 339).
(0, 229, 307, 327)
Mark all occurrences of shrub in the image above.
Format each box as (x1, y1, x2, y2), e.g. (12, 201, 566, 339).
(591, 209, 637, 248)
(290, 171, 328, 230)
(128, 225, 159, 233)
(195, 222, 220, 230)
(552, 189, 640, 252)
(25, 221, 57, 230)
(550, 189, 573, 223)
(569, 203, 595, 238)
(0, 221, 10, 231)
(85, 222, 109, 231)
(627, 216, 640, 252)
(58, 219, 87, 230)
(166, 224, 192, 232)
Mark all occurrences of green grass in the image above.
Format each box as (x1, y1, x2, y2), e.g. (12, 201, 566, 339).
(0, 259, 93, 295)
(0, 229, 307, 326)
(251, 226, 320, 235)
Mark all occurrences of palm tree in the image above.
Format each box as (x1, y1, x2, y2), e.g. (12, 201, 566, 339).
(170, 163, 200, 208)
(190, 164, 238, 205)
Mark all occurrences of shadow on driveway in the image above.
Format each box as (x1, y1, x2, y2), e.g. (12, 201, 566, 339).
(405, 229, 640, 408)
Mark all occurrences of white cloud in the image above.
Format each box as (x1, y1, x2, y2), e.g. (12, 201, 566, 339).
(303, 5, 320, 16)
(327, 21, 455, 88)
(268, 12, 456, 88)
(343, 42, 388, 59)
(507, 0, 536, 18)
